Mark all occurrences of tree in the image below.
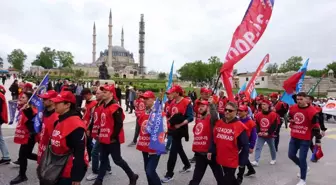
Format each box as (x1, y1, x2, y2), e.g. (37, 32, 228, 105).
(7, 49, 27, 71)
(265, 63, 278, 74)
(0, 56, 3, 68)
(325, 62, 336, 77)
(74, 69, 84, 78)
(208, 56, 222, 75)
(32, 47, 57, 69)
(278, 56, 303, 73)
(158, 72, 167, 80)
(306, 69, 326, 78)
(57, 51, 74, 68)
(178, 60, 210, 83)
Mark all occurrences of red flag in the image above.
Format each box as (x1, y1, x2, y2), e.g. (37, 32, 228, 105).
(283, 71, 304, 94)
(220, 0, 274, 101)
(244, 54, 270, 99)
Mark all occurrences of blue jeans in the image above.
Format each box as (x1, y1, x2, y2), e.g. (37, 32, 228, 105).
(91, 140, 111, 174)
(0, 124, 10, 160)
(288, 137, 310, 181)
(254, 137, 276, 162)
(142, 152, 161, 185)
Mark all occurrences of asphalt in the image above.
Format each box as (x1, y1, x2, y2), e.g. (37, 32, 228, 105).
(1, 112, 336, 185)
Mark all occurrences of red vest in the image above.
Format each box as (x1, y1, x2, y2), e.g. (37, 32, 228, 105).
(217, 97, 227, 114)
(50, 116, 89, 178)
(91, 103, 103, 139)
(37, 111, 59, 164)
(83, 100, 97, 127)
(214, 119, 246, 168)
(289, 105, 317, 141)
(136, 111, 156, 153)
(99, 103, 125, 144)
(134, 98, 145, 118)
(255, 111, 278, 137)
(273, 101, 288, 118)
(169, 97, 190, 127)
(164, 100, 173, 129)
(14, 108, 37, 144)
(192, 115, 211, 153)
(0, 93, 8, 123)
(244, 119, 256, 138)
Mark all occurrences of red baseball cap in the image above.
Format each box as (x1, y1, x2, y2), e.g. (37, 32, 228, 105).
(24, 83, 33, 89)
(50, 91, 76, 104)
(200, 87, 211, 94)
(270, 92, 278, 98)
(0, 85, 6, 93)
(170, 85, 183, 94)
(100, 84, 115, 92)
(261, 99, 271, 106)
(141, 91, 156, 99)
(238, 105, 248, 112)
(38, 90, 58, 99)
(197, 100, 209, 106)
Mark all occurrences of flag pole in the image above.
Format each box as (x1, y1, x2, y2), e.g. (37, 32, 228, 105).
(27, 70, 50, 103)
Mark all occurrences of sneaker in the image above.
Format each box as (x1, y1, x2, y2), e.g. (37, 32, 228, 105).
(297, 167, 310, 178)
(86, 173, 98, 181)
(128, 142, 136, 147)
(108, 170, 113, 174)
(10, 175, 28, 185)
(296, 179, 306, 185)
(270, 160, 276, 165)
(11, 160, 20, 168)
(237, 177, 243, 185)
(244, 170, 256, 177)
(161, 176, 174, 183)
(189, 157, 196, 163)
(0, 158, 11, 165)
(92, 180, 103, 185)
(251, 161, 259, 167)
(129, 174, 139, 185)
(179, 166, 192, 174)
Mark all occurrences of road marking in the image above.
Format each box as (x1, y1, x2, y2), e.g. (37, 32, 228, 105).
(326, 134, 336, 139)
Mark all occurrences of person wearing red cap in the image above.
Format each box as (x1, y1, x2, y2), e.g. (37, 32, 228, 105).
(36, 90, 59, 165)
(217, 90, 228, 119)
(208, 101, 249, 185)
(251, 99, 278, 167)
(188, 100, 224, 185)
(136, 91, 162, 185)
(164, 89, 174, 151)
(38, 91, 89, 185)
(270, 92, 289, 152)
(0, 85, 10, 165)
(161, 85, 194, 183)
(236, 105, 257, 184)
(10, 91, 38, 185)
(128, 90, 145, 147)
(94, 85, 138, 185)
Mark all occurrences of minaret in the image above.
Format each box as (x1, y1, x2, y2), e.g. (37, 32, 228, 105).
(92, 22, 96, 63)
(121, 27, 124, 48)
(108, 9, 113, 66)
(139, 14, 145, 75)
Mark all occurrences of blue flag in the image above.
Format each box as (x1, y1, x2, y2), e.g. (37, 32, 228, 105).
(29, 74, 49, 133)
(163, 61, 174, 104)
(238, 82, 258, 99)
(146, 98, 166, 154)
(8, 100, 18, 125)
(281, 59, 309, 105)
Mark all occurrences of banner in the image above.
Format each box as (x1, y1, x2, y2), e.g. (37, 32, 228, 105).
(147, 98, 166, 154)
(307, 74, 325, 95)
(29, 74, 49, 133)
(245, 54, 269, 99)
(281, 59, 309, 105)
(220, 0, 275, 100)
(322, 100, 336, 116)
(8, 100, 18, 125)
(238, 82, 258, 99)
(163, 61, 174, 104)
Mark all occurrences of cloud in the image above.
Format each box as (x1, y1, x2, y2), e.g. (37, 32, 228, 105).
(0, 0, 335, 73)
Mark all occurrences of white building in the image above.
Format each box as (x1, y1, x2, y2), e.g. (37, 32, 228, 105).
(237, 72, 270, 88)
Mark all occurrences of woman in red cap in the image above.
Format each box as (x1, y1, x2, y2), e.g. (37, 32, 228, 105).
(10, 91, 38, 185)
(38, 91, 89, 185)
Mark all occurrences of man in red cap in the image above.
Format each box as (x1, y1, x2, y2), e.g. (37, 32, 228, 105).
(161, 85, 194, 183)
(270, 92, 289, 151)
(93, 85, 138, 185)
(36, 90, 59, 164)
(217, 90, 228, 119)
(0, 85, 11, 165)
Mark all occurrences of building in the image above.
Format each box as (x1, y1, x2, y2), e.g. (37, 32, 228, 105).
(236, 72, 270, 88)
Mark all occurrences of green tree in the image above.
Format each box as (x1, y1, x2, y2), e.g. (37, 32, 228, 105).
(306, 69, 326, 78)
(7, 49, 27, 71)
(265, 63, 278, 73)
(325, 62, 336, 77)
(158, 72, 167, 80)
(278, 56, 303, 73)
(0, 56, 3, 68)
(74, 69, 84, 78)
(57, 51, 74, 68)
(208, 56, 222, 76)
(32, 47, 57, 69)
(178, 60, 210, 83)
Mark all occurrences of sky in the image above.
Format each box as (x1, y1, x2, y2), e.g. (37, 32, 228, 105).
(0, 0, 335, 74)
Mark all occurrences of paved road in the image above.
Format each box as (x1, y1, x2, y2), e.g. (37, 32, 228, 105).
(1, 114, 336, 185)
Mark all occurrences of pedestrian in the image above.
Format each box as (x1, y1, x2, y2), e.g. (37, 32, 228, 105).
(9, 80, 19, 100)
(128, 90, 145, 146)
(217, 90, 228, 119)
(2, 75, 6, 85)
(125, 85, 130, 111)
(115, 84, 122, 105)
(128, 87, 136, 114)
(75, 82, 84, 108)
(136, 91, 162, 185)
(93, 85, 138, 185)
(0, 85, 11, 165)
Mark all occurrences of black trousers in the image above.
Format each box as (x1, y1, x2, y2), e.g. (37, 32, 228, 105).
(237, 160, 255, 179)
(132, 118, 140, 143)
(222, 166, 239, 185)
(275, 121, 283, 152)
(19, 135, 37, 176)
(75, 95, 83, 108)
(125, 100, 130, 111)
(129, 101, 134, 113)
(165, 137, 190, 178)
(189, 154, 224, 185)
(87, 136, 93, 161)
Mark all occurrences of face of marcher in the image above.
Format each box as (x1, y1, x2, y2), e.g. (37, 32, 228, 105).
(55, 102, 71, 115)
(296, 96, 307, 107)
(261, 102, 270, 111)
(224, 105, 237, 121)
(19, 94, 29, 105)
(198, 104, 208, 115)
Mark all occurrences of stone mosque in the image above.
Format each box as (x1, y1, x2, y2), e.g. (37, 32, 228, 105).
(72, 10, 146, 78)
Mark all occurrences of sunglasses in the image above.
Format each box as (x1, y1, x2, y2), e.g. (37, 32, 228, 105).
(225, 109, 235, 113)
